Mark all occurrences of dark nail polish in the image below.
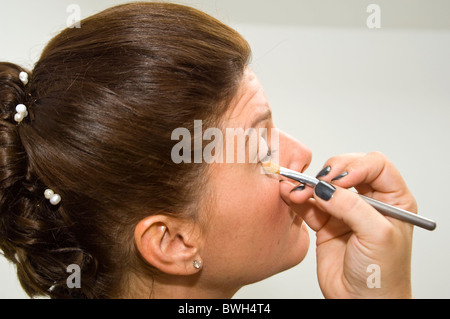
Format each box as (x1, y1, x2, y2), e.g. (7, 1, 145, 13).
(290, 184, 305, 192)
(316, 166, 331, 178)
(315, 181, 336, 201)
(331, 171, 348, 182)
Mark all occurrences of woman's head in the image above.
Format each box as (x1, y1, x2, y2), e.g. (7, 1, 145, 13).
(0, 2, 312, 298)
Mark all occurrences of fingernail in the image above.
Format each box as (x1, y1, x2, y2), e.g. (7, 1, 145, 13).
(331, 171, 348, 182)
(290, 184, 305, 192)
(315, 181, 335, 201)
(316, 166, 331, 178)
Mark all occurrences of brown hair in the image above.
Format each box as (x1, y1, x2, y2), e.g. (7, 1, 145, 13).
(0, 2, 250, 298)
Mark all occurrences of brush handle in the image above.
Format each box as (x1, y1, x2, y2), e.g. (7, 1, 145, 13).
(278, 167, 436, 230)
(359, 194, 436, 231)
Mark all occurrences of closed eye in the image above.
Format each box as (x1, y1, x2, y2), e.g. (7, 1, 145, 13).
(259, 147, 272, 164)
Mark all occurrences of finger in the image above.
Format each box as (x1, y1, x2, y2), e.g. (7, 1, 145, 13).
(315, 152, 373, 195)
(317, 152, 416, 211)
(322, 152, 406, 194)
(315, 152, 365, 183)
(279, 181, 330, 232)
(313, 181, 392, 240)
(279, 180, 314, 205)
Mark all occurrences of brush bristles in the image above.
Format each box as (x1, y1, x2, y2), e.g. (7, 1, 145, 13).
(261, 161, 280, 174)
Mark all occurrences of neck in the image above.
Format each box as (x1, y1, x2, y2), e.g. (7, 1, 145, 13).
(120, 271, 240, 299)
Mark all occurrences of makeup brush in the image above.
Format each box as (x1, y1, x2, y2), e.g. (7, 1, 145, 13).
(262, 161, 436, 231)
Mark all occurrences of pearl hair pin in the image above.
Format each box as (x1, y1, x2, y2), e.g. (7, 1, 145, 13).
(16, 71, 61, 206)
(44, 189, 62, 206)
(14, 71, 30, 124)
(19, 71, 29, 85)
(14, 104, 28, 123)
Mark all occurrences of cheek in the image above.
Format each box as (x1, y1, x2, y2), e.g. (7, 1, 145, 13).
(255, 184, 290, 235)
(228, 169, 281, 227)
(200, 164, 310, 286)
(204, 168, 290, 259)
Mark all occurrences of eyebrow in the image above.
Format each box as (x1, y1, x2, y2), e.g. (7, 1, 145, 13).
(247, 108, 272, 131)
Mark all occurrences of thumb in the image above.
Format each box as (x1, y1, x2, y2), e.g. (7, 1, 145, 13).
(313, 181, 391, 239)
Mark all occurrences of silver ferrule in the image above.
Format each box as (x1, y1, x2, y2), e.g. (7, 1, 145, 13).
(279, 167, 319, 187)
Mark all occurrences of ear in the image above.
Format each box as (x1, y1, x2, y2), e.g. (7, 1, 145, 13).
(134, 215, 202, 276)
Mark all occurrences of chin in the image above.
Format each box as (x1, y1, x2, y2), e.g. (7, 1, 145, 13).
(277, 222, 310, 275)
(239, 227, 310, 290)
(298, 222, 310, 260)
(292, 222, 310, 266)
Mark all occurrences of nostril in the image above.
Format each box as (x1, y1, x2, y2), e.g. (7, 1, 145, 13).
(301, 163, 310, 173)
(281, 162, 310, 174)
(277, 129, 313, 174)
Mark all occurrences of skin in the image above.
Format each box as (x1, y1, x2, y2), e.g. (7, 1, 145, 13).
(133, 68, 415, 299)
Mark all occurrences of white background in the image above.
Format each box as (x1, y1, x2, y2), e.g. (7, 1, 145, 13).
(1, 0, 449, 299)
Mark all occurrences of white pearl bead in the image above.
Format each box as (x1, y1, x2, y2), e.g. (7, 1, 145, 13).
(19, 72, 28, 85)
(14, 113, 24, 123)
(49, 194, 61, 206)
(44, 189, 54, 199)
(15, 104, 27, 113)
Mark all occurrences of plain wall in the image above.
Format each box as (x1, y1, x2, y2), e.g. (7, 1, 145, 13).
(1, 0, 449, 299)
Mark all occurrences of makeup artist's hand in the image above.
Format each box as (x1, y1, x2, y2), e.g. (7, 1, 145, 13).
(280, 152, 416, 298)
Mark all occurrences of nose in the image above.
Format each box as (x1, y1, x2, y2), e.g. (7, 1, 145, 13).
(277, 130, 312, 173)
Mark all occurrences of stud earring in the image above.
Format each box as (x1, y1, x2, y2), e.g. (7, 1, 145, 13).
(193, 260, 202, 269)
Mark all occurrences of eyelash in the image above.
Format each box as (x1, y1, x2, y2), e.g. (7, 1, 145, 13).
(259, 146, 273, 164)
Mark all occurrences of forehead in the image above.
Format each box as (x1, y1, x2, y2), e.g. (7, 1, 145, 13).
(224, 68, 270, 128)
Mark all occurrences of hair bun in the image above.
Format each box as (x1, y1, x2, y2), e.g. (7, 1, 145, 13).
(0, 62, 40, 294)
(0, 62, 30, 188)
(0, 62, 30, 123)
